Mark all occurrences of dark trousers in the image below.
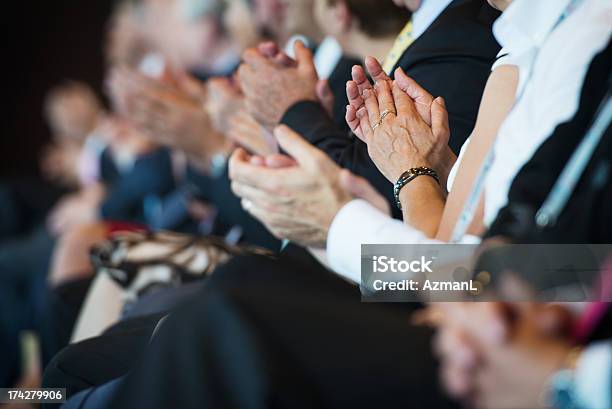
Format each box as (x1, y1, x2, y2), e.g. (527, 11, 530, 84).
(0, 226, 56, 386)
(107, 250, 458, 409)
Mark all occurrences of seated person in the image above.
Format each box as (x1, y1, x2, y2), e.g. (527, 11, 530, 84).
(108, 34, 612, 409)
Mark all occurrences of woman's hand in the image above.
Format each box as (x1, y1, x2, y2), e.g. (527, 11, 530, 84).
(347, 65, 455, 185)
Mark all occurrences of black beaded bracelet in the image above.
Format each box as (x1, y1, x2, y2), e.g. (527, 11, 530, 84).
(393, 167, 440, 210)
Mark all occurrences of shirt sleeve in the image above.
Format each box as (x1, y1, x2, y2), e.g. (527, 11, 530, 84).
(574, 342, 612, 409)
(327, 200, 484, 284)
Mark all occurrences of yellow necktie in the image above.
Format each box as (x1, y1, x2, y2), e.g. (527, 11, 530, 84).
(382, 20, 414, 75)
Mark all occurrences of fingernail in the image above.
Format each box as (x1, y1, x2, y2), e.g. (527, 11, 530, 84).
(363, 89, 371, 98)
(436, 97, 446, 107)
(357, 107, 366, 118)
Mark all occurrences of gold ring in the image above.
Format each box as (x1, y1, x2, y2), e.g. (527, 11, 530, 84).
(380, 109, 396, 122)
(372, 120, 382, 130)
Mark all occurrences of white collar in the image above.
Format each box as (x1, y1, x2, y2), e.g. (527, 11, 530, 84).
(412, 0, 454, 39)
(493, 0, 578, 54)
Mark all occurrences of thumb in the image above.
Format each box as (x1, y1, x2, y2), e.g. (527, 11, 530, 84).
(316, 79, 334, 116)
(294, 40, 316, 76)
(339, 169, 390, 215)
(274, 125, 322, 169)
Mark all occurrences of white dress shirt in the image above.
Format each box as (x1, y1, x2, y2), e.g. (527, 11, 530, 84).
(326, 0, 612, 284)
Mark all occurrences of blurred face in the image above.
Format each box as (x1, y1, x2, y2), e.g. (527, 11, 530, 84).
(255, 0, 322, 42)
(254, 0, 285, 37)
(313, 0, 340, 38)
(148, 0, 221, 69)
(224, 0, 260, 51)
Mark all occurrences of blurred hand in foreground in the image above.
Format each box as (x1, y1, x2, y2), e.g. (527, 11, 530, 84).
(423, 301, 577, 409)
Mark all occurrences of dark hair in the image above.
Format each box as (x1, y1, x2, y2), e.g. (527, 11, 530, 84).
(327, 0, 412, 38)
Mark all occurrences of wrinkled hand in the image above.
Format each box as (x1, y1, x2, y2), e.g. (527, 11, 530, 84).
(346, 59, 454, 185)
(238, 41, 318, 131)
(229, 125, 389, 248)
(206, 77, 245, 133)
(316, 79, 334, 118)
(108, 67, 227, 170)
(227, 109, 278, 156)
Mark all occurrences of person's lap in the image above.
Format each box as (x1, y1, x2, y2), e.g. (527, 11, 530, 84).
(108, 250, 456, 408)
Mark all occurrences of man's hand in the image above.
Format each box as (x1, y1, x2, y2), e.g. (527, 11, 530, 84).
(238, 41, 319, 131)
(229, 125, 389, 248)
(108, 67, 228, 171)
(227, 109, 278, 156)
(206, 77, 245, 133)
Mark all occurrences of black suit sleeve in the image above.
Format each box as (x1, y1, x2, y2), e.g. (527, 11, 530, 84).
(100, 148, 175, 222)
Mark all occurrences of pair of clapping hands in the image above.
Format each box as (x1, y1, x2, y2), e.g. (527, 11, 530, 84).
(106, 62, 278, 173)
(230, 41, 455, 247)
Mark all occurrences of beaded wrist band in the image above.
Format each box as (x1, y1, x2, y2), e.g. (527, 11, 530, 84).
(393, 167, 440, 210)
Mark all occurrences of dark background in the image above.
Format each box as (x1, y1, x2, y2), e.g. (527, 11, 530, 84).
(0, 0, 113, 178)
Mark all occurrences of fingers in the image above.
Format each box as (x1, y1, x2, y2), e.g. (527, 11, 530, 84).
(273, 125, 325, 169)
(374, 79, 397, 121)
(431, 97, 450, 142)
(257, 41, 295, 67)
(339, 169, 390, 215)
(258, 41, 279, 58)
(346, 80, 363, 109)
(351, 65, 373, 96)
(264, 154, 297, 168)
(242, 47, 274, 71)
(391, 81, 420, 122)
(316, 79, 334, 117)
(364, 56, 391, 84)
(345, 104, 363, 140)
(357, 106, 374, 142)
(362, 88, 380, 133)
(394, 67, 434, 124)
(294, 40, 316, 76)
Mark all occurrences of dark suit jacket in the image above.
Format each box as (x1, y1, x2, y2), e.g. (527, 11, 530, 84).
(281, 0, 501, 217)
(486, 39, 612, 244)
(99, 148, 176, 223)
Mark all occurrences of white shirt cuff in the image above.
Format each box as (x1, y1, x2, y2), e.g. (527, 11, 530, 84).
(327, 200, 430, 284)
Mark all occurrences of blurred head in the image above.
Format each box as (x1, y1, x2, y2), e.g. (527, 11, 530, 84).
(106, 0, 150, 67)
(223, 0, 261, 51)
(44, 82, 102, 142)
(254, 0, 323, 44)
(144, 0, 232, 72)
(314, 0, 411, 42)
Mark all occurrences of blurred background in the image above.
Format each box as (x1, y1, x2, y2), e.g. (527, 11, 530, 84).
(0, 0, 112, 178)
